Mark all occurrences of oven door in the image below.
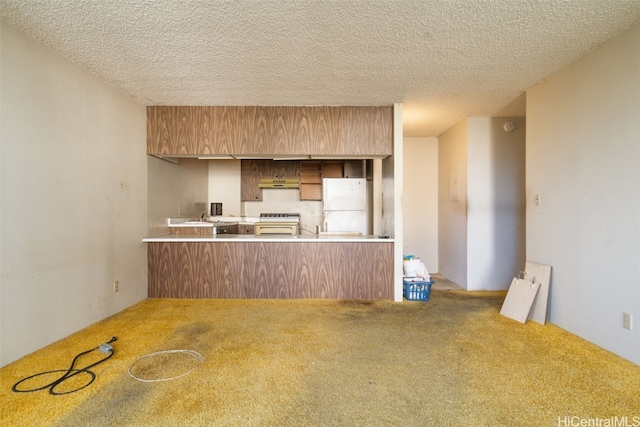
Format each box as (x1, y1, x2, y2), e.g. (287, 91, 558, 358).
(254, 223, 298, 235)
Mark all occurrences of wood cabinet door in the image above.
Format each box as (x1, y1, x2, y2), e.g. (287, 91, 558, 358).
(343, 160, 365, 178)
(339, 106, 393, 156)
(271, 160, 300, 179)
(210, 107, 243, 154)
(239, 107, 271, 155)
(148, 106, 392, 156)
(241, 160, 263, 201)
(238, 224, 255, 235)
(303, 107, 341, 155)
(239, 107, 341, 156)
(240, 160, 300, 201)
(147, 106, 197, 155)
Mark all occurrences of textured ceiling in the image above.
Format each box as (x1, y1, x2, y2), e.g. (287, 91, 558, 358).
(2, 1, 640, 137)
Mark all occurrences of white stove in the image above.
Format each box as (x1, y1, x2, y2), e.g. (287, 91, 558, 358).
(258, 213, 300, 222)
(254, 213, 300, 235)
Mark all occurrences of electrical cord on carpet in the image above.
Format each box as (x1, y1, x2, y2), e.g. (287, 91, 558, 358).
(11, 337, 118, 396)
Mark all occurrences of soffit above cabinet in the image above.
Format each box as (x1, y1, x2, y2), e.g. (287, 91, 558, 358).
(146, 106, 393, 158)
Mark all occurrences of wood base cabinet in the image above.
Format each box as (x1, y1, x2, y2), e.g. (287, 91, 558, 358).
(147, 241, 393, 299)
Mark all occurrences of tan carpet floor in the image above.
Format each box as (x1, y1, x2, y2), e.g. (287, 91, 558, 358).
(1, 289, 639, 426)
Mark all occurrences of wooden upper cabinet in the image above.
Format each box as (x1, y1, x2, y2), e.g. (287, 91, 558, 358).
(147, 106, 242, 155)
(321, 161, 344, 178)
(299, 107, 341, 154)
(239, 106, 342, 155)
(240, 160, 300, 201)
(212, 107, 244, 154)
(240, 160, 263, 201)
(343, 160, 365, 178)
(147, 106, 392, 156)
(299, 161, 323, 201)
(146, 106, 191, 155)
(240, 107, 270, 155)
(338, 106, 393, 156)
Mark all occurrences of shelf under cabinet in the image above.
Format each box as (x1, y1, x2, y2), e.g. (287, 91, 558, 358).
(299, 183, 322, 200)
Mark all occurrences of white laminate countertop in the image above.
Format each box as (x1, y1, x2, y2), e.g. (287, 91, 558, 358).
(167, 217, 258, 227)
(142, 234, 394, 243)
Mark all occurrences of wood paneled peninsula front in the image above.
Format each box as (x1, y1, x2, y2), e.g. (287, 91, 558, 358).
(143, 235, 394, 300)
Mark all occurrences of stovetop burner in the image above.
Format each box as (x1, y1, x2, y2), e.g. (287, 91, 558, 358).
(259, 213, 300, 223)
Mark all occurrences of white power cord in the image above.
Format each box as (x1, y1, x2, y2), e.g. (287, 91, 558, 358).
(127, 350, 204, 383)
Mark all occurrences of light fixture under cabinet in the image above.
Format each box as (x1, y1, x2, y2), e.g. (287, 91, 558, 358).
(197, 155, 236, 160)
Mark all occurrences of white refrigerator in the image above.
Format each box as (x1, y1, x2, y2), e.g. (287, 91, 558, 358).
(322, 178, 368, 234)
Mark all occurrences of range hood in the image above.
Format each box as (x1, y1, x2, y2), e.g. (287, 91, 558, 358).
(258, 178, 300, 189)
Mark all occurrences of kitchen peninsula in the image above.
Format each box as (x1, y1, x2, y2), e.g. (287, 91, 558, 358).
(145, 105, 400, 301)
(143, 232, 394, 299)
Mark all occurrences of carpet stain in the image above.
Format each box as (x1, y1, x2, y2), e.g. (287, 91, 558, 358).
(165, 321, 218, 352)
(338, 299, 374, 306)
(2, 293, 639, 426)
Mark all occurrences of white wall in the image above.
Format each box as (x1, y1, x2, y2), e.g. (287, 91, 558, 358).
(147, 157, 209, 235)
(467, 117, 526, 290)
(0, 22, 148, 366)
(204, 159, 332, 233)
(403, 137, 438, 274)
(438, 120, 468, 287)
(208, 160, 242, 217)
(243, 189, 323, 234)
(438, 117, 525, 290)
(526, 22, 640, 364)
